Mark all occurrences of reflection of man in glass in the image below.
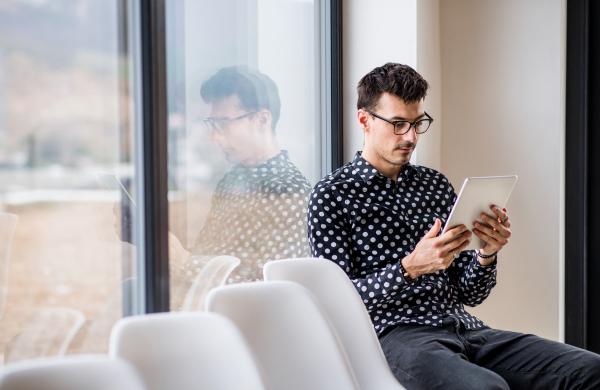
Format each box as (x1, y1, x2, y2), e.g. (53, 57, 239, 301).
(171, 66, 311, 285)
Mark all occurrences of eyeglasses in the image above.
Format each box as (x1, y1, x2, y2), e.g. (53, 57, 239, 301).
(365, 109, 434, 135)
(203, 111, 256, 134)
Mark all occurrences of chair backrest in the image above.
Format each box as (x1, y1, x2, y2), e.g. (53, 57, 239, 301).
(206, 281, 360, 390)
(5, 307, 86, 363)
(109, 312, 268, 390)
(0, 213, 18, 319)
(0, 355, 147, 390)
(181, 255, 240, 311)
(263, 258, 405, 390)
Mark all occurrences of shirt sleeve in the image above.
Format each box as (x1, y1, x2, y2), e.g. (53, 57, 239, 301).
(449, 251, 497, 307)
(307, 183, 410, 303)
(444, 181, 498, 307)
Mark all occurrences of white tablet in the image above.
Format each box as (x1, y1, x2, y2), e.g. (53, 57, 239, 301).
(442, 175, 517, 251)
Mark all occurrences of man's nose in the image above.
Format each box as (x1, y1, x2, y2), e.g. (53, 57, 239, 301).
(402, 125, 418, 142)
(210, 129, 223, 142)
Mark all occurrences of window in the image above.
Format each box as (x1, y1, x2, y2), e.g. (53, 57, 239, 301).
(0, 0, 144, 362)
(162, 0, 334, 309)
(0, 0, 341, 363)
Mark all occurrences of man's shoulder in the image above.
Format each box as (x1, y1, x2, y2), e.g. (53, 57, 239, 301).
(268, 158, 312, 193)
(412, 164, 448, 180)
(312, 162, 357, 193)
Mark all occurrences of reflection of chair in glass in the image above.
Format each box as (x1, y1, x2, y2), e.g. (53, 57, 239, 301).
(0, 213, 18, 320)
(264, 258, 406, 390)
(0, 355, 147, 390)
(206, 281, 360, 390)
(109, 312, 268, 390)
(180, 255, 240, 311)
(4, 307, 85, 363)
(79, 277, 138, 354)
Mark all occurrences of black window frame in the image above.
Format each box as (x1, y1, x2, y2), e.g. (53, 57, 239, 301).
(138, 0, 344, 313)
(565, 0, 600, 353)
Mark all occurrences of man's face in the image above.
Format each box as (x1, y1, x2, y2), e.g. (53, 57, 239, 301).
(207, 94, 262, 164)
(363, 92, 424, 167)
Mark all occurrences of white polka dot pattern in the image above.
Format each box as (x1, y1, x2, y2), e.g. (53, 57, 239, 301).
(188, 151, 311, 283)
(307, 152, 497, 336)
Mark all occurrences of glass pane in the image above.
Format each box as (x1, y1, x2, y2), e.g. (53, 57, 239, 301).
(165, 0, 322, 310)
(0, 0, 143, 363)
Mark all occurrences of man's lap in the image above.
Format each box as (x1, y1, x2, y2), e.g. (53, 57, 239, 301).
(379, 317, 600, 390)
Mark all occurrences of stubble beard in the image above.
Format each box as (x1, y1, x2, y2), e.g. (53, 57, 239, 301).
(376, 142, 416, 167)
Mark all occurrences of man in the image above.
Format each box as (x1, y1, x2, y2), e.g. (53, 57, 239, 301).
(307, 63, 600, 389)
(170, 66, 311, 287)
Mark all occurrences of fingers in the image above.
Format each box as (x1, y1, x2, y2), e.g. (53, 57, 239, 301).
(491, 205, 508, 220)
(453, 236, 472, 255)
(478, 213, 510, 239)
(424, 218, 442, 238)
(445, 229, 472, 252)
(473, 226, 503, 251)
(490, 205, 511, 228)
(440, 224, 469, 243)
(474, 220, 509, 243)
(443, 236, 471, 264)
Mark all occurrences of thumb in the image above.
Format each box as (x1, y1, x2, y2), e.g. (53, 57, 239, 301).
(424, 218, 441, 238)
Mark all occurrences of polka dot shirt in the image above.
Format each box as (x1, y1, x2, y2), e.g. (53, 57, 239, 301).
(189, 151, 312, 283)
(307, 152, 497, 336)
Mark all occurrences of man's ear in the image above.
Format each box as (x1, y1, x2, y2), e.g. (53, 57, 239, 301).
(256, 110, 272, 131)
(357, 109, 370, 133)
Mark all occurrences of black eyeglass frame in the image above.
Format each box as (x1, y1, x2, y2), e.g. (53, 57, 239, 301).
(203, 111, 257, 134)
(365, 109, 434, 135)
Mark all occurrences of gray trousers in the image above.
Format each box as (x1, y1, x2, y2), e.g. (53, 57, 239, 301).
(379, 316, 600, 390)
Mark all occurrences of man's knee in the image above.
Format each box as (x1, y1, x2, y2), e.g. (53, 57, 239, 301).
(454, 369, 509, 390)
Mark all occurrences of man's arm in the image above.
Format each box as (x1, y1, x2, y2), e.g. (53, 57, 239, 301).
(443, 185, 499, 307)
(448, 251, 497, 307)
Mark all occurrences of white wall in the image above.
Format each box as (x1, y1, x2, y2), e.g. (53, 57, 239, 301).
(438, 0, 566, 341)
(344, 0, 566, 341)
(342, 0, 417, 163)
(416, 0, 442, 172)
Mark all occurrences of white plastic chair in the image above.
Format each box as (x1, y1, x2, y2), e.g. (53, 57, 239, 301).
(0, 213, 18, 320)
(109, 312, 268, 390)
(206, 281, 360, 390)
(180, 255, 240, 311)
(4, 307, 86, 363)
(0, 355, 147, 390)
(264, 258, 405, 390)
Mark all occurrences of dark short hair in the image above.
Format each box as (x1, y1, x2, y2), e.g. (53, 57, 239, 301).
(200, 66, 281, 130)
(357, 63, 429, 111)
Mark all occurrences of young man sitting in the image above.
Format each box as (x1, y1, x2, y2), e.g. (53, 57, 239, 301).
(307, 62, 600, 390)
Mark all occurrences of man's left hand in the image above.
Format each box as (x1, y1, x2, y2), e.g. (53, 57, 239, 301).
(473, 205, 511, 265)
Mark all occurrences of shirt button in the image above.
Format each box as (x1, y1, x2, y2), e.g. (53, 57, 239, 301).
(410, 245, 415, 250)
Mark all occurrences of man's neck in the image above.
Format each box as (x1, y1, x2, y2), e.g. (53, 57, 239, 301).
(360, 149, 405, 182)
(241, 142, 281, 168)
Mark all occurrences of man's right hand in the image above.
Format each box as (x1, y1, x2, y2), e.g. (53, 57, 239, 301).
(401, 219, 472, 279)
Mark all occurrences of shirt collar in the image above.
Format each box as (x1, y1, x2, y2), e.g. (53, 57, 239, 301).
(351, 151, 421, 182)
(232, 150, 290, 172)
